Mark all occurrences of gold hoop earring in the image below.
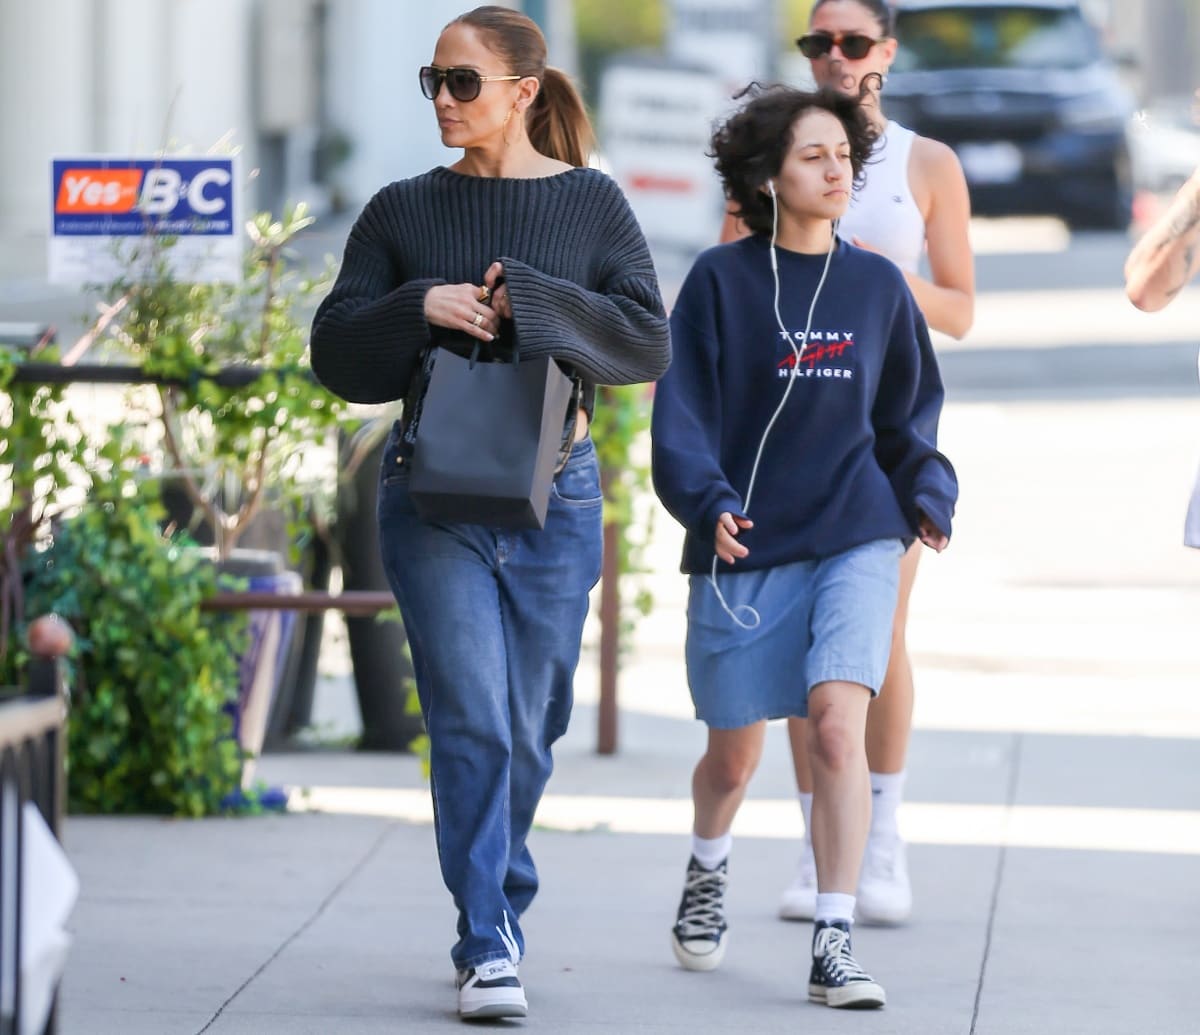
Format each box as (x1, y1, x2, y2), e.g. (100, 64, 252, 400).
(502, 106, 516, 146)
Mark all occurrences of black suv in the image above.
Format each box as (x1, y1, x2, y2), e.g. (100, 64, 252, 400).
(884, 0, 1134, 229)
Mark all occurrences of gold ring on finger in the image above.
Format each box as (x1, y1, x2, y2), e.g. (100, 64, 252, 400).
(478, 286, 491, 304)
(472, 312, 484, 328)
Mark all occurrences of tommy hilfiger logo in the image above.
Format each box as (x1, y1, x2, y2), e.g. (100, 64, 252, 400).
(776, 330, 856, 379)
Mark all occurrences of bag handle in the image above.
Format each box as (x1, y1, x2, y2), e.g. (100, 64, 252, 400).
(467, 338, 520, 369)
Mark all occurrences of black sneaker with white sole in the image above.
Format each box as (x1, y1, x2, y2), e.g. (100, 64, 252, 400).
(670, 855, 728, 971)
(456, 958, 527, 1020)
(808, 919, 886, 1009)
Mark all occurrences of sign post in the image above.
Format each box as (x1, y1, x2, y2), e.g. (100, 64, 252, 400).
(599, 57, 729, 290)
(667, 0, 776, 93)
(49, 157, 241, 285)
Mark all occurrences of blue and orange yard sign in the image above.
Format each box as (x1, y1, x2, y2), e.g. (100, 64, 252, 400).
(49, 156, 241, 284)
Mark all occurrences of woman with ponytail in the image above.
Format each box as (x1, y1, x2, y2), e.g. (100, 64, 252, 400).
(311, 6, 669, 1021)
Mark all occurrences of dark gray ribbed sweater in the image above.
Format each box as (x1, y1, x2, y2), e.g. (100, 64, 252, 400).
(310, 166, 671, 406)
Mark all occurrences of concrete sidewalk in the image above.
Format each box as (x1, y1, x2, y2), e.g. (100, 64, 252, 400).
(56, 394, 1200, 1033)
(58, 708, 1200, 1034)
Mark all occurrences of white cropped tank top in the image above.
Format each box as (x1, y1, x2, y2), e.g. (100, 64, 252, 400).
(837, 121, 925, 274)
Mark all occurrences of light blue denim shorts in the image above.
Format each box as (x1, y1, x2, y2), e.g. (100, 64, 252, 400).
(684, 538, 905, 729)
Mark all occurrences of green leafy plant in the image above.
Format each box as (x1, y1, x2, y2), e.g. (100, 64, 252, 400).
(0, 345, 84, 679)
(23, 446, 250, 816)
(590, 384, 656, 638)
(92, 204, 344, 561)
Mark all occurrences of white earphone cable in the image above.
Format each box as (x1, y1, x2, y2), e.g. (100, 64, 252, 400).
(707, 186, 837, 630)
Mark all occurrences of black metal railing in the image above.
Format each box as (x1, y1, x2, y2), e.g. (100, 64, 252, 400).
(6, 361, 281, 389)
(0, 654, 68, 1035)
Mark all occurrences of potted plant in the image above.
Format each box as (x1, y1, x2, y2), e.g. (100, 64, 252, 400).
(85, 203, 345, 766)
(97, 204, 343, 561)
(21, 447, 250, 816)
(0, 342, 82, 679)
(0, 358, 252, 816)
(333, 407, 423, 751)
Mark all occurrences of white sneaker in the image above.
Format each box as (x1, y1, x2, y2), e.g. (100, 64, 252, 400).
(778, 841, 817, 921)
(456, 958, 527, 1019)
(856, 834, 912, 925)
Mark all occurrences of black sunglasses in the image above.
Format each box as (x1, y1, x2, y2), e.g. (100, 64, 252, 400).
(796, 33, 887, 60)
(419, 64, 522, 102)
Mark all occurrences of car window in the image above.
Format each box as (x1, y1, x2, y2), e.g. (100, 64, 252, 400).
(892, 5, 1101, 72)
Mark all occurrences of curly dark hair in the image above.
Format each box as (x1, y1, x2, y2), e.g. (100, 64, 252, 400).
(711, 84, 879, 236)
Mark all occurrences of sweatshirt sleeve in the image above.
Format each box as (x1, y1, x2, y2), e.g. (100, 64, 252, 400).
(310, 187, 443, 404)
(651, 264, 744, 550)
(500, 180, 670, 386)
(872, 290, 958, 539)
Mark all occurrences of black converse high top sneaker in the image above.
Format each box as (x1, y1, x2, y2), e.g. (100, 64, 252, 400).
(808, 919, 886, 1009)
(670, 855, 729, 971)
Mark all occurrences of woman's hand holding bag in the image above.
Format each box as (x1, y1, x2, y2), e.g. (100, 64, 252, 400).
(424, 282, 500, 342)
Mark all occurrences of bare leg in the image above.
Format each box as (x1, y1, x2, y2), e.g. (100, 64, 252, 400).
(779, 719, 817, 920)
(786, 714, 813, 794)
(855, 543, 922, 924)
(806, 681, 872, 893)
(692, 722, 768, 838)
(787, 543, 920, 794)
(866, 542, 921, 773)
(672, 722, 767, 972)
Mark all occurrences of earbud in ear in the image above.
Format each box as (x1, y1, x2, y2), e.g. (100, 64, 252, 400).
(768, 180, 776, 196)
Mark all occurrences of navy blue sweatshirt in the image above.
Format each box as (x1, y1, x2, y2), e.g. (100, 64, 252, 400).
(651, 234, 956, 575)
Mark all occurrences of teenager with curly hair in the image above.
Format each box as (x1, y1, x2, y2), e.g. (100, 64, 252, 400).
(653, 84, 956, 1009)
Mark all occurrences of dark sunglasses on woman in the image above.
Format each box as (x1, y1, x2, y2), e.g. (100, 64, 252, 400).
(795, 33, 887, 60)
(419, 64, 523, 102)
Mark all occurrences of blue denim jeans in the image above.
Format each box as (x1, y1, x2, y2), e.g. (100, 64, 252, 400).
(377, 429, 603, 970)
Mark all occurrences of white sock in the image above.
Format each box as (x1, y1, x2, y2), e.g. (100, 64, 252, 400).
(798, 791, 814, 843)
(691, 831, 732, 870)
(814, 892, 856, 925)
(869, 770, 905, 841)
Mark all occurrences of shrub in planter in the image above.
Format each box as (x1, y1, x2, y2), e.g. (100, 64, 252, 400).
(93, 205, 344, 563)
(85, 205, 345, 757)
(24, 469, 249, 817)
(335, 415, 422, 751)
(0, 345, 83, 680)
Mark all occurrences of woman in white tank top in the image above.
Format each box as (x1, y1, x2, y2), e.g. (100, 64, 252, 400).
(721, 0, 975, 929)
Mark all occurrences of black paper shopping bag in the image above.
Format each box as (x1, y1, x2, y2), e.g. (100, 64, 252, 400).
(408, 348, 573, 529)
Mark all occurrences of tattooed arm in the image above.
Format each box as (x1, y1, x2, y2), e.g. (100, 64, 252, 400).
(1125, 171, 1200, 312)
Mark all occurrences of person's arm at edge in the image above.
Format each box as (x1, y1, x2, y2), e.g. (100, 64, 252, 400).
(310, 190, 445, 405)
(908, 139, 974, 339)
(1125, 169, 1200, 312)
(498, 178, 670, 385)
(872, 289, 957, 549)
(650, 272, 743, 552)
(854, 138, 975, 339)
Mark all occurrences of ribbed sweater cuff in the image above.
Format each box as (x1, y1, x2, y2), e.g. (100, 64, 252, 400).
(501, 258, 667, 385)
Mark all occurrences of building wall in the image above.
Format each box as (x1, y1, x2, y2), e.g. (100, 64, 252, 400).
(321, 0, 546, 211)
(2, 0, 1193, 269)
(1140, 0, 1200, 101)
(321, 0, 453, 209)
(0, 0, 256, 244)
